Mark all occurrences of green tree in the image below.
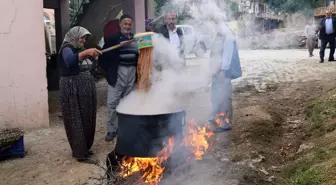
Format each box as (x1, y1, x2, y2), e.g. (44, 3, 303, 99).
(153, 0, 191, 23)
(154, 0, 169, 14)
(69, 0, 89, 24)
(264, 0, 320, 16)
(230, 1, 238, 13)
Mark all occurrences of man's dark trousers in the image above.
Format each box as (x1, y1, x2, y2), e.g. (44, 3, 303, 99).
(320, 33, 336, 61)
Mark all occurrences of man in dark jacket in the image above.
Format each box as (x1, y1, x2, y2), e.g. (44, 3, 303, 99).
(99, 14, 139, 141)
(318, 10, 336, 63)
(154, 10, 185, 69)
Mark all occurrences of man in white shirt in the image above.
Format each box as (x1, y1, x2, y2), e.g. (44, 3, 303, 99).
(304, 19, 318, 57)
(154, 9, 185, 69)
(168, 25, 181, 50)
(318, 10, 336, 63)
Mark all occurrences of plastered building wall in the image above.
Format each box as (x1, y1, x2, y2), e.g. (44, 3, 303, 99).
(0, 0, 49, 128)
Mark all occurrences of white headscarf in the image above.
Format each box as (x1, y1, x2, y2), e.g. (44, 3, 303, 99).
(61, 26, 91, 49)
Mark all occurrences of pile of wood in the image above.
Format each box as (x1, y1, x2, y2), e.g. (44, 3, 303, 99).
(0, 128, 24, 151)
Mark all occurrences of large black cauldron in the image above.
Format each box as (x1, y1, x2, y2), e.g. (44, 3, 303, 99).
(114, 110, 185, 157)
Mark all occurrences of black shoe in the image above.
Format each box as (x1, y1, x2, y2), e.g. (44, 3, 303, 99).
(329, 59, 335, 62)
(76, 157, 98, 164)
(105, 132, 117, 142)
(213, 127, 232, 133)
(309, 54, 313, 57)
(319, 60, 324, 63)
(88, 150, 94, 156)
(208, 119, 216, 125)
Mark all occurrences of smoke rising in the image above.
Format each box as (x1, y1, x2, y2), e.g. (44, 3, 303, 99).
(117, 0, 233, 115)
(117, 33, 212, 115)
(116, 0, 234, 184)
(111, 0, 326, 184)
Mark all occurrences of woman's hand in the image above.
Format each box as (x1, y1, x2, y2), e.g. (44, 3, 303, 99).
(85, 48, 102, 57)
(79, 48, 102, 61)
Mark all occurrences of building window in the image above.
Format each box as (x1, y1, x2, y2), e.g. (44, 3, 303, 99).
(44, 12, 50, 21)
(44, 12, 51, 26)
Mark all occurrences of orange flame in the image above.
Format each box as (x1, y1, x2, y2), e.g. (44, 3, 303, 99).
(120, 157, 164, 184)
(120, 137, 175, 184)
(182, 119, 214, 160)
(119, 113, 230, 184)
(215, 112, 230, 127)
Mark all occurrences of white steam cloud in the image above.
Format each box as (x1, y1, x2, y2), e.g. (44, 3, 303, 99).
(117, 0, 233, 115)
(117, 1, 234, 184)
(117, 33, 212, 115)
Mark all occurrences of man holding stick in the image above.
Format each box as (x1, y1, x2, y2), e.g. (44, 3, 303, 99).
(99, 14, 139, 141)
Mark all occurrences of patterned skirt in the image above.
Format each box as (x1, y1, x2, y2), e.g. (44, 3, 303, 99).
(59, 73, 97, 159)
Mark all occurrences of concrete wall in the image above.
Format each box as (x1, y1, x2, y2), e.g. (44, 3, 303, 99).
(0, 0, 49, 128)
(146, 0, 155, 19)
(80, 0, 151, 43)
(122, 0, 146, 33)
(80, 0, 125, 43)
(133, 0, 146, 33)
(55, 0, 70, 51)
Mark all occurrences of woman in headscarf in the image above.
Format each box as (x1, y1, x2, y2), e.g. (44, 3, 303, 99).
(59, 26, 101, 164)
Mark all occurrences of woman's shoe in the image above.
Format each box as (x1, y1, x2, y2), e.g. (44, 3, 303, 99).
(76, 157, 97, 164)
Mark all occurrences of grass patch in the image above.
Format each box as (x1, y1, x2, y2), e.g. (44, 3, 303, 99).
(313, 147, 332, 162)
(282, 147, 334, 185)
(283, 157, 322, 185)
(289, 167, 321, 185)
(281, 91, 336, 185)
(305, 98, 336, 133)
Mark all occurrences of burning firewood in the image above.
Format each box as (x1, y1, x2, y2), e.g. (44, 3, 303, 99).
(104, 115, 230, 185)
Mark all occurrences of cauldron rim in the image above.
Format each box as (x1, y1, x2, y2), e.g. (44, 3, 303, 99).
(116, 109, 185, 116)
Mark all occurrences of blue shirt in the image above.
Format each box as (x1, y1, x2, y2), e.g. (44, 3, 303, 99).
(59, 46, 81, 77)
(62, 47, 79, 66)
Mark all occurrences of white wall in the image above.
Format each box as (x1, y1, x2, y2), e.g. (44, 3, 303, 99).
(0, 0, 49, 128)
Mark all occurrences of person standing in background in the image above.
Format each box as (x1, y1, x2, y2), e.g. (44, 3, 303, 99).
(318, 10, 336, 63)
(305, 19, 318, 57)
(154, 9, 185, 69)
(209, 24, 242, 133)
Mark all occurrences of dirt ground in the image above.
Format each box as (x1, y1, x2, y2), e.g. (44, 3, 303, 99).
(1, 50, 336, 185)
